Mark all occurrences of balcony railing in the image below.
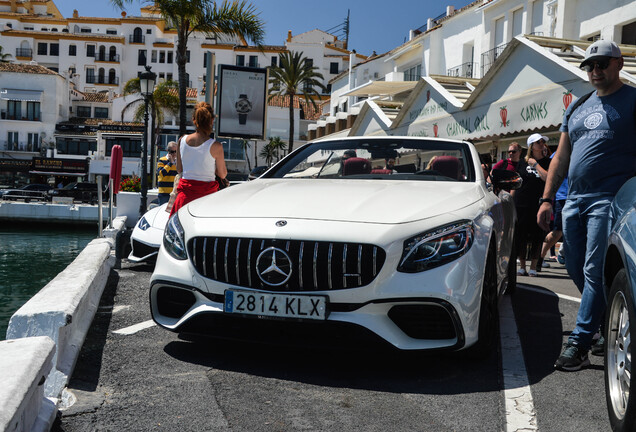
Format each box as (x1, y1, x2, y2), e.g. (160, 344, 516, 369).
(96, 76, 119, 85)
(15, 48, 32, 57)
(96, 53, 120, 62)
(447, 61, 478, 79)
(1, 112, 40, 121)
(481, 43, 508, 77)
(1, 141, 39, 152)
(129, 35, 145, 44)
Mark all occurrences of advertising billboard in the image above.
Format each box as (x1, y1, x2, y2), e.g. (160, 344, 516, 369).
(217, 64, 268, 139)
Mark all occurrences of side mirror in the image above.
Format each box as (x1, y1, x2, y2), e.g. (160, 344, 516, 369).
(491, 168, 522, 191)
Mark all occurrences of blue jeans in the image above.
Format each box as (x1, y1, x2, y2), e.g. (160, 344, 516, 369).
(562, 196, 613, 349)
(157, 193, 171, 205)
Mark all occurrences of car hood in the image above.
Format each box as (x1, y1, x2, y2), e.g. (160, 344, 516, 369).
(187, 179, 484, 224)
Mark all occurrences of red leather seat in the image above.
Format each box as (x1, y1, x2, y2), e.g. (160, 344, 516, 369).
(430, 156, 461, 180)
(343, 157, 372, 175)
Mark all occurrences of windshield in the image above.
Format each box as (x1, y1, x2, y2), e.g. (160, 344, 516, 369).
(265, 138, 475, 182)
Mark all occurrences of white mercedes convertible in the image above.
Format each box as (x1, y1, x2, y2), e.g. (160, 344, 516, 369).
(150, 136, 520, 354)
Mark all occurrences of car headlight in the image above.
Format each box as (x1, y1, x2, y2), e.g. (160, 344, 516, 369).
(398, 221, 474, 273)
(163, 213, 187, 260)
(138, 216, 150, 231)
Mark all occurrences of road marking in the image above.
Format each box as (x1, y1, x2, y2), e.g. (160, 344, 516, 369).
(518, 285, 581, 303)
(113, 320, 155, 335)
(500, 295, 537, 431)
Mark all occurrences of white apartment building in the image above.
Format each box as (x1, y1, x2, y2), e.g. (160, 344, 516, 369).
(0, 0, 363, 185)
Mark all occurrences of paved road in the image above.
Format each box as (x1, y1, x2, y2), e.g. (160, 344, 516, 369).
(52, 259, 609, 432)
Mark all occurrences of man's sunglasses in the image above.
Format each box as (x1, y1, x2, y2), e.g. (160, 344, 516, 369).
(508, 150, 519, 154)
(580, 57, 613, 72)
(168, 150, 177, 154)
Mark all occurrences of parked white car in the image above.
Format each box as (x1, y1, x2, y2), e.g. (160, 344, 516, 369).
(150, 136, 520, 354)
(129, 203, 170, 263)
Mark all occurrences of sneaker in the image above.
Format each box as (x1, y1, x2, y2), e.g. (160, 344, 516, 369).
(528, 269, 538, 277)
(557, 250, 565, 265)
(554, 343, 590, 371)
(542, 261, 551, 268)
(591, 335, 605, 356)
(517, 269, 528, 276)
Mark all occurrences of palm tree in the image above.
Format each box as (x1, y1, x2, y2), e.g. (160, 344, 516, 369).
(0, 46, 12, 63)
(259, 142, 277, 167)
(268, 51, 326, 153)
(121, 78, 179, 187)
(240, 139, 252, 171)
(111, 0, 264, 137)
(268, 136, 287, 161)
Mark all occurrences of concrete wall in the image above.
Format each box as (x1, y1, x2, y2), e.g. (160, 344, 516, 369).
(0, 216, 127, 432)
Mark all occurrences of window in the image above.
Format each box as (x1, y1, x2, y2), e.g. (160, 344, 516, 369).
(51, 28, 58, 32)
(305, 59, 313, 68)
(80, 27, 92, 33)
(248, 55, 258, 67)
(26, 102, 40, 121)
(27, 133, 38, 151)
(8, 131, 19, 150)
(50, 43, 59, 56)
(7, 100, 21, 119)
(186, 50, 190, 62)
(271, 56, 277, 67)
(151, 50, 157, 63)
(69, 44, 76, 56)
(167, 51, 173, 63)
(76, 106, 91, 117)
(37, 42, 47, 55)
(221, 139, 247, 161)
(106, 29, 117, 35)
(94, 107, 109, 118)
(236, 55, 245, 66)
(167, 73, 173, 82)
(24, 26, 34, 30)
(330, 62, 339, 74)
(105, 138, 141, 157)
(146, 28, 152, 34)
(86, 68, 95, 83)
(622, 21, 636, 45)
(403, 64, 421, 81)
(159, 72, 165, 80)
(56, 138, 96, 155)
(159, 50, 165, 63)
(86, 45, 95, 57)
(138, 49, 147, 66)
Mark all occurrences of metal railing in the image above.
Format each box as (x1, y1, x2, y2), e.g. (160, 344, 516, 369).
(481, 43, 508, 77)
(15, 48, 32, 57)
(96, 53, 120, 62)
(129, 34, 145, 44)
(447, 61, 478, 78)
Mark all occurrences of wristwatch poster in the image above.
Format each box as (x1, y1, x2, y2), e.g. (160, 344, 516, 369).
(235, 94, 253, 125)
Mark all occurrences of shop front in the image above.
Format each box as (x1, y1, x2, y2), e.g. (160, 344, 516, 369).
(30, 157, 89, 187)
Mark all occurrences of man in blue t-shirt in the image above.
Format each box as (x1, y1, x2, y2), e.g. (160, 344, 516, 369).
(538, 40, 636, 371)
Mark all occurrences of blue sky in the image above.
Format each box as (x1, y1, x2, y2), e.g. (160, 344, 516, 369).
(54, 0, 475, 56)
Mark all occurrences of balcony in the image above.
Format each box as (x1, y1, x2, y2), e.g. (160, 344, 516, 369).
(481, 44, 508, 77)
(129, 35, 145, 44)
(95, 53, 120, 62)
(1, 141, 40, 152)
(447, 62, 478, 79)
(15, 48, 32, 58)
(96, 76, 119, 85)
(1, 111, 40, 121)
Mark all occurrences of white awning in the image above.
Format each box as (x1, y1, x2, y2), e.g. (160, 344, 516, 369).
(343, 81, 417, 97)
(1, 89, 43, 101)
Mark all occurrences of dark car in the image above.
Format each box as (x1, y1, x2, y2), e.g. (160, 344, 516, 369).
(49, 182, 106, 204)
(1, 183, 51, 202)
(248, 165, 268, 180)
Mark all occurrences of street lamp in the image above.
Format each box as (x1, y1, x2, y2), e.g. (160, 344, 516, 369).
(139, 66, 156, 218)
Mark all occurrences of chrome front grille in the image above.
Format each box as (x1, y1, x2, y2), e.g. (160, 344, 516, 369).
(189, 237, 386, 292)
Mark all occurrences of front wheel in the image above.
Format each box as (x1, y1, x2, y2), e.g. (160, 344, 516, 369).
(605, 268, 635, 431)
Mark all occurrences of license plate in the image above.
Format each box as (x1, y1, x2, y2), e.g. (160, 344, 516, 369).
(224, 289, 327, 320)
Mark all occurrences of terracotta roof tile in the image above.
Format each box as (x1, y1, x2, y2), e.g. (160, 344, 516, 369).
(268, 95, 326, 121)
(81, 92, 110, 103)
(0, 62, 59, 75)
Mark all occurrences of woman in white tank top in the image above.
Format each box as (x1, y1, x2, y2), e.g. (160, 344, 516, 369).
(169, 102, 228, 217)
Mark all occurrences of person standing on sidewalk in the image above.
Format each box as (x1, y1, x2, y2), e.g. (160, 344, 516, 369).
(156, 141, 178, 205)
(538, 40, 636, 371)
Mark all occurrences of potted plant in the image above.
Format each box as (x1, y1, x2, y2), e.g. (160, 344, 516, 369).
(116, 175, 142, 227)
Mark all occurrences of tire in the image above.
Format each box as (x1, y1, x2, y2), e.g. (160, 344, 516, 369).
(465, 246, 499, 358)
(605, 268, 636, 431)
(506, 237, 517, 295)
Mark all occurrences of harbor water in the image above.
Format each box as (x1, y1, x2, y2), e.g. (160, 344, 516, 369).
(0, 225, 96, 340)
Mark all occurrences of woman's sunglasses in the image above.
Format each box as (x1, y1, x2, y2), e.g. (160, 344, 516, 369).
(580, 57, 612, 72)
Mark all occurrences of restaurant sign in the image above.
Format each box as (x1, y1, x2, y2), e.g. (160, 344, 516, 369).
(32, 158, 88, 174)
(402, 82, 590, 140)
